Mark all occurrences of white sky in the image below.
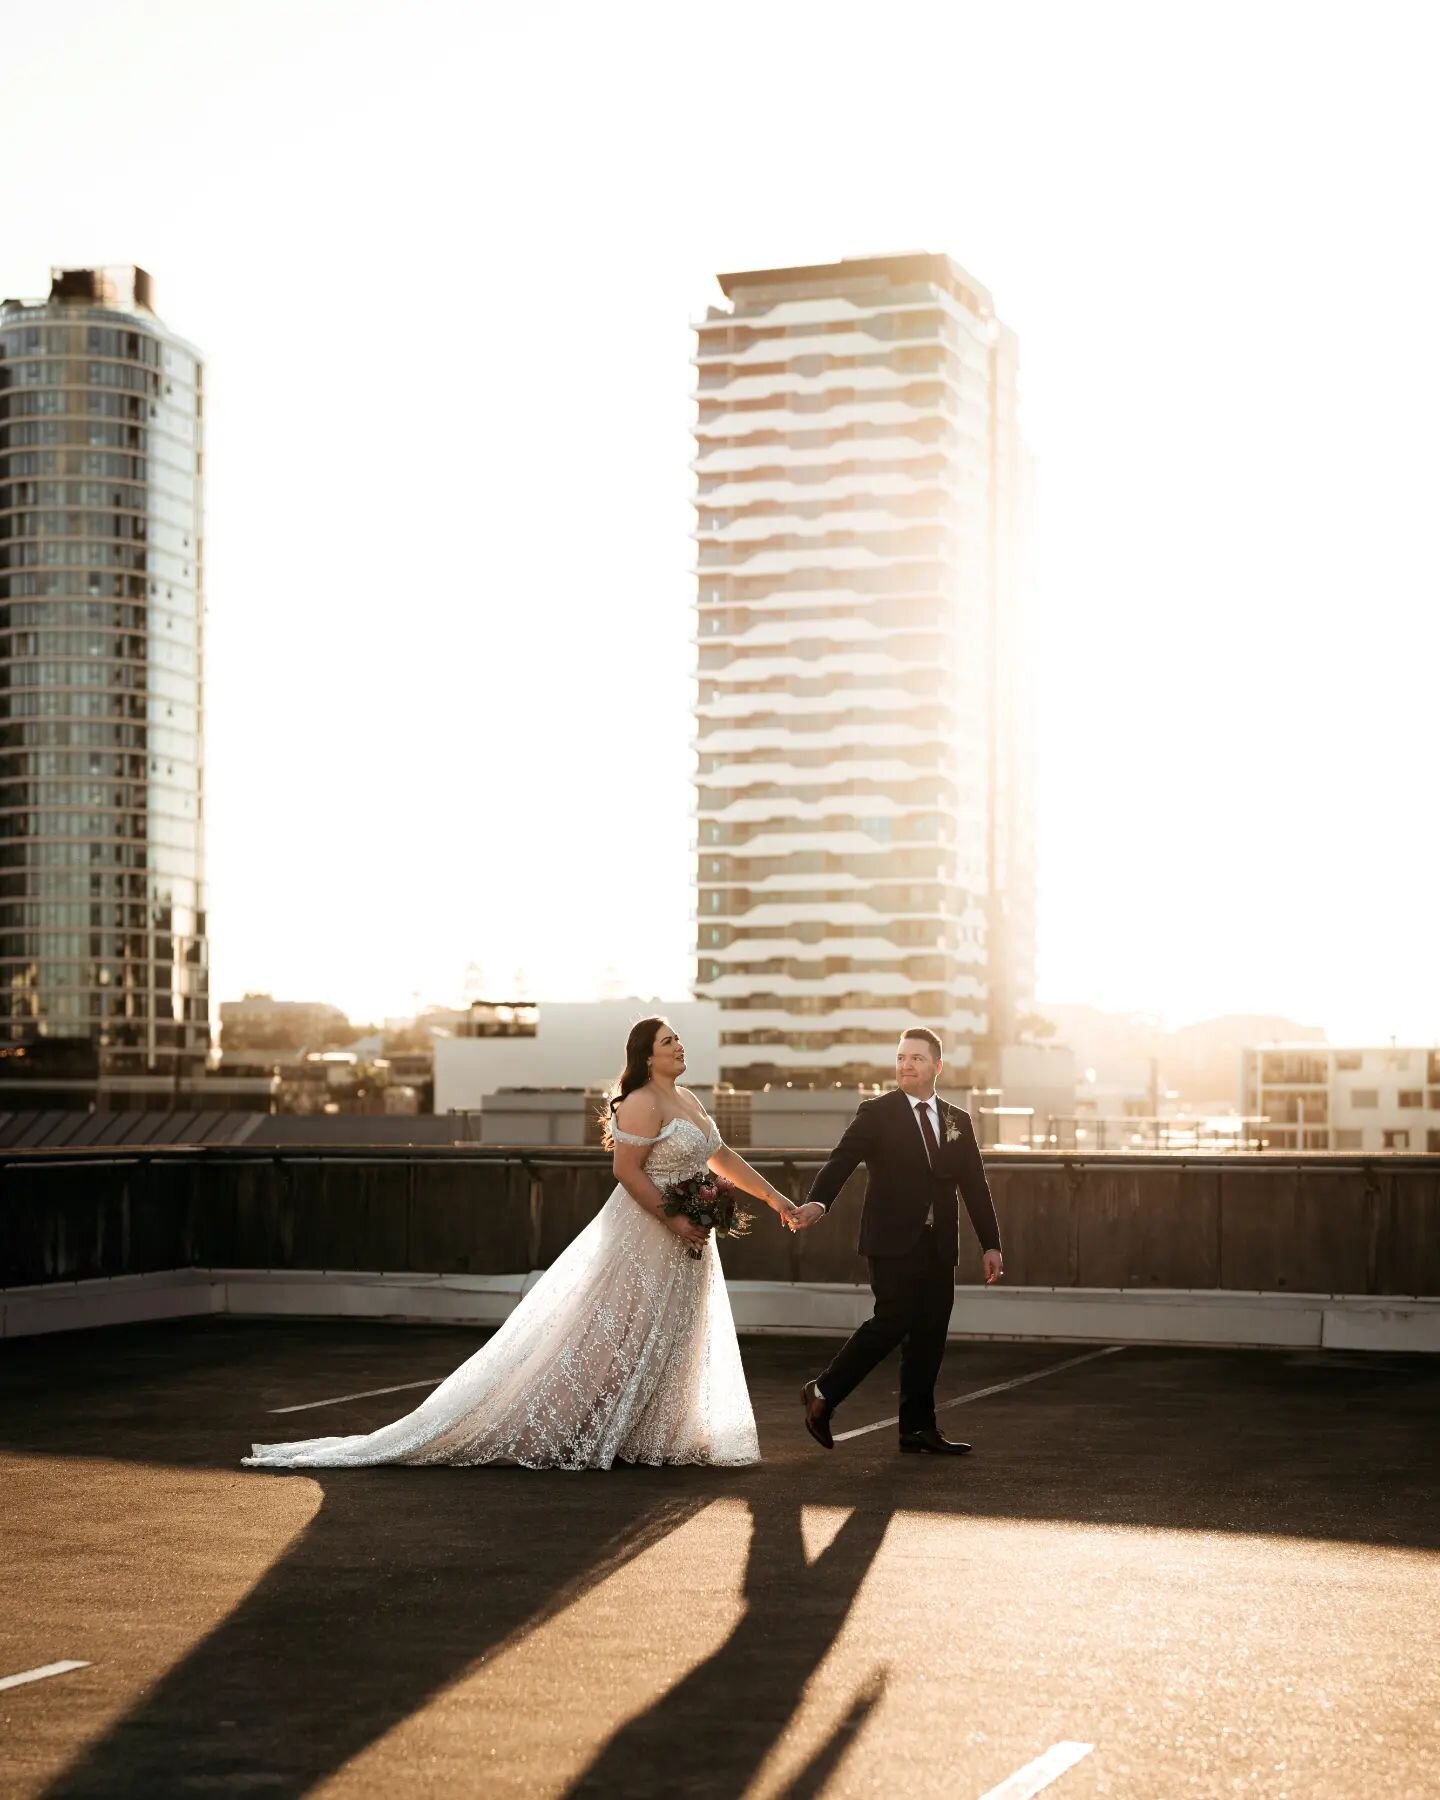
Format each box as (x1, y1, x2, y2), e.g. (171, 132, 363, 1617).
(3, 1, 1437, 1042)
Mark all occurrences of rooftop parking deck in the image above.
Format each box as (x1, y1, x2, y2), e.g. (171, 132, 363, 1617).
(3, 1318, 1437, 1798)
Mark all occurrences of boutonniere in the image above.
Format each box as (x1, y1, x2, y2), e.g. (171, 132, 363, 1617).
(944, 1117, 961, 1144)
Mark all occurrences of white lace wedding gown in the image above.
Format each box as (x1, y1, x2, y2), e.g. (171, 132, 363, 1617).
(242, 1116, 760, 1472)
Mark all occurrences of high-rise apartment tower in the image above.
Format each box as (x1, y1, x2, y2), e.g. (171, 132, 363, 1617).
(692, 253, 1033, 1090)
(0, 266, 208, 1104)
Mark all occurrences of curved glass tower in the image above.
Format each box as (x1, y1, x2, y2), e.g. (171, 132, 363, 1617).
(0, 266, 208, 1103)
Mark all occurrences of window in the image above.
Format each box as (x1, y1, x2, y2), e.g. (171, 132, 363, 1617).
(1335, 1051, 1362, 1071)
(1429, 1090, 1440, 1110)
(1398, 1090, 1422, 1108)
(1351, 1089, 1378, 1109)
(1429, 1131, 1440, 1153)
(1334, 1129, 1363, 1150)
(1382, 1129, 1410, 1150)
(1262, 1052, 1327, 1084)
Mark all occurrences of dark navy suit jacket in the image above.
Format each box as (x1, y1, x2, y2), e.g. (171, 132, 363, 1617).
(805, 1086, 1002, 1267)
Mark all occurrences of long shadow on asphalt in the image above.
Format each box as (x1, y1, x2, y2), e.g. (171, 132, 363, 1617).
(39, 1470, 729, 1797)
(5, 1319, 1439, 1797)
(564, 1497, 892, 1799)
(6, 1323, 907, 1797)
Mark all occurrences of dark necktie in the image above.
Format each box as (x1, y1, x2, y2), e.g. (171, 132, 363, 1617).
(916, 1099, 940, 1167)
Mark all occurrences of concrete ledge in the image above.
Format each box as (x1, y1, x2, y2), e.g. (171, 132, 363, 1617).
(1, 1269, 219, 1339)
(948, 1285, 1331, 1349)
(1322, 1304, 1440, 1353)
(213, 1268, 528, 1328)
(731, 1282, 1440, 1351)
(727, 1280, 874, 1336)
(3, 1270, 1437, 1352)
(0, 1269, 530, 1338)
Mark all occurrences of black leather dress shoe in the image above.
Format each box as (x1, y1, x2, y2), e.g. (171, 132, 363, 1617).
(801, 1380, 834, 1450)
(898, 1427, 971, 1455)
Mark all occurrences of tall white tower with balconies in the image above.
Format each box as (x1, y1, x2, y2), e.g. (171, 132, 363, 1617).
(692, 253, 1033, 1092)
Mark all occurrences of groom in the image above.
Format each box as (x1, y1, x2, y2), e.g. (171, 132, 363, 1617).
(790, 1028, 1004, 1455)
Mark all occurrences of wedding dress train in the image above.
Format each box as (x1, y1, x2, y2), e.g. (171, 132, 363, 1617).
(242, 1115, 760, 1471)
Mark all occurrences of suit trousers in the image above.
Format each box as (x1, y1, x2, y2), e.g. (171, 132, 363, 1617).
(816, 1226, 955, 1434)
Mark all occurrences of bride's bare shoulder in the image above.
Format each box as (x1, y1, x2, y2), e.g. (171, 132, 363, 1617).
(614, 1087, 664, 1137)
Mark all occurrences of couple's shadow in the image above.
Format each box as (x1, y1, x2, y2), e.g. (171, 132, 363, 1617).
(45, 1463, 892, 1798)
(567, 1491, 891, 1798)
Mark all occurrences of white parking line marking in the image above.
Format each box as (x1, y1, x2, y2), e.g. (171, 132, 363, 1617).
(832, 1345, 1126, 1442)
(268, 1377, 442, 1415)
(0, 1660, 91, 1693)
(977, 1740, 1094, 1800)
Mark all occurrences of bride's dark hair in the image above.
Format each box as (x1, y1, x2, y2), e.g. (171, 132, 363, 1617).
(599, 1015, 669, 1149)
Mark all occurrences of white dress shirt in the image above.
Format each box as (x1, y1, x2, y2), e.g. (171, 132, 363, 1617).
(910, 1091, 940, 1226)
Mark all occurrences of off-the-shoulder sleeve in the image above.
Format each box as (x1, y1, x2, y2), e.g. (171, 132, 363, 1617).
(610, 1123, 660, 1146)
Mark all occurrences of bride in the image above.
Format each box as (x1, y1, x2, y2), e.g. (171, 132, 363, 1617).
(243, 1017, 796, 1472)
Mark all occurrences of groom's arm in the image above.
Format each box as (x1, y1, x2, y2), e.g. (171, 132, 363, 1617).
(804, 1100, 879, 1215)
(953, 1110, 1002, 1254)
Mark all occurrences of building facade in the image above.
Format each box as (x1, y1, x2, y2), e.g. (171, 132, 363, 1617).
(433, 997, 721, 1115)
(0, 267, 208, 1104)
(1242, 1044, 1440, 1152)
(691, 253, 1034, 1090)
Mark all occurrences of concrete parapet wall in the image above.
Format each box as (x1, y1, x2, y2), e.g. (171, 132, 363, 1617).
(4, 1268, 1437, 1353)
(2, 1148, 1437, 1318)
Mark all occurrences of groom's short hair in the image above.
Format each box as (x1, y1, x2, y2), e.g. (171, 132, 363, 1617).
(900, 1027, 942, 1061)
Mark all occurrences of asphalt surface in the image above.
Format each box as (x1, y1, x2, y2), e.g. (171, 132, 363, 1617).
(2, 1319, 1437, 1799)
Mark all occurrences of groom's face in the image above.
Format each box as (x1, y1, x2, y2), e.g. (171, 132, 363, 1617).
(896, 1036, 940, 1096)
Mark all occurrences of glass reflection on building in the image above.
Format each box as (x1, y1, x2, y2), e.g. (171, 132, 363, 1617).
(0, 266, 208, 1099)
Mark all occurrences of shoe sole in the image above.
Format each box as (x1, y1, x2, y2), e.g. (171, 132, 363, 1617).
(898, 1442, 972, 1454)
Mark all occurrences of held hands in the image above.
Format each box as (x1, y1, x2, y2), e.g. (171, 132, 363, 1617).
(769, 1194, 823, 1233)
(983, 1249, 1005, 1284)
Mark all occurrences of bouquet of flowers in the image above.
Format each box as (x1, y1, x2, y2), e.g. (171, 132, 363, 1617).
(660, 1171, 753, 1260)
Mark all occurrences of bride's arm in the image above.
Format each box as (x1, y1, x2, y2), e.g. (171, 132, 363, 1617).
(611, 1094, 709, 1250)
(707, 1142, 798, 1226)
